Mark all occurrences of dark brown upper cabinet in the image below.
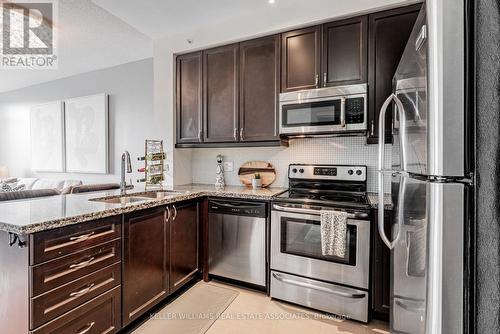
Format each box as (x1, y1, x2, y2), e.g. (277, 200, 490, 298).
(203, 44, 239, 143)
(367, 4, 421, 144)
(322, 16, 368, 87)
(239, 35, 280, 142)
(169, 201, 199, 294)
(122, 207, 169, 327)
(176, 52, 203, 144)
(281, 26, 322, 92)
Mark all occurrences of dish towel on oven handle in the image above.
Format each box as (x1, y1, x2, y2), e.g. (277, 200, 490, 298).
(320, 210, 348, 257)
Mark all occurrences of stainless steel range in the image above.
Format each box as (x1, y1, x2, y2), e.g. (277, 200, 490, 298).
(270, 164, 371, 322)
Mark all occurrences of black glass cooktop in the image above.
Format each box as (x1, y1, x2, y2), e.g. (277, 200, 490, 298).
(276, 189, 369, 209)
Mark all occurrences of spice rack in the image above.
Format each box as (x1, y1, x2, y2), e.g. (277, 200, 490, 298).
(137, 140, 165, 190)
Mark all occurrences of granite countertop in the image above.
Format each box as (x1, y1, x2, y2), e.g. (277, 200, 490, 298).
(0, 183, 287, 235)
(367, 192, 393, 210)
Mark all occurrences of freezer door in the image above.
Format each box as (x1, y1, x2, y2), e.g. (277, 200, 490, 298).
(392, 7, 428, 175)
(389, 174, 464, 334)
(391, 174, 427, 333)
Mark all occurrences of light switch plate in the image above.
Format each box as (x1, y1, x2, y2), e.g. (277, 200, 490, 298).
(223, 161, 234, 172)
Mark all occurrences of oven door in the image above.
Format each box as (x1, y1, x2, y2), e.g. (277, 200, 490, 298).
(271, 203, 370, 289)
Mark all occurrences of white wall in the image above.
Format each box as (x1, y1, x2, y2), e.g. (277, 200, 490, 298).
(0, 58, 156, 185)
(153, 0, 413, 187)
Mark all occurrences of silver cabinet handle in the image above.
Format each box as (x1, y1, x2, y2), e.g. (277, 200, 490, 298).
(165, 207, 170, 222)
(69, 283, 95, 297)
(76, 322, 95, 334)
(69, 257, 95, 269)
(69, 232, 95, 242)
(323, 72, 327, 87)
(233, 127, 237, 141)
(272, 273, 366, 299)
(272, 204, 368, 219)
(340, 96, 346, 127)
(314, 74, 319, 88)
(240, 128, 244, 140)
(172, 205, 177, 221)
(370, 120, 375, 136)
(198, 130, 202, 141)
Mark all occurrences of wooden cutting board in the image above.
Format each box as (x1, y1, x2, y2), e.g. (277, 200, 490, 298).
(238, 161, 276, 187)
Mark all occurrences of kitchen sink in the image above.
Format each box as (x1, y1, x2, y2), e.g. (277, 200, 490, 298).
(89, 190, 184, 204)
(90, 196, 153, 204)
(136, 190, 184, 199)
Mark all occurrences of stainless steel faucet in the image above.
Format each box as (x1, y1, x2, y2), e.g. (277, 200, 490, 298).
(120, 151, 133, 194)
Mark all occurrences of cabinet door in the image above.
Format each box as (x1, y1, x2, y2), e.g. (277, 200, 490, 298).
(203, 44, 239, 142)
(322, 16, 367, 87)
(239, 35, 280, 142)
(170, 201, 199, 293)
(367, 4, 421, 144)
(176, 52, 203, 144)
(281, 26, 321, 92)
(371, 209, 391, 321)
(123, 207, 168, 326)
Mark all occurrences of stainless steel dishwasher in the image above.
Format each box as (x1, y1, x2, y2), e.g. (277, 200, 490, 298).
(208, 199, 267, 287)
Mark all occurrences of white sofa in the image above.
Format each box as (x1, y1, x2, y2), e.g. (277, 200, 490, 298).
(16, 178, 82, 194)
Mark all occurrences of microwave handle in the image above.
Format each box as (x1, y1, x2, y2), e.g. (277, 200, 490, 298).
(340, 97, 346, 127)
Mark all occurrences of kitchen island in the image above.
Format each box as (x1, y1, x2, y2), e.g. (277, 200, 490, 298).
(0, 184, 286, 334)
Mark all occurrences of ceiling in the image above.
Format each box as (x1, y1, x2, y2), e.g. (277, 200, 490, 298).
(91, 0, 413, 40)
(91, 0, 267, 39)
(0, 0, 413, 94)
(0, 0, 153, 93)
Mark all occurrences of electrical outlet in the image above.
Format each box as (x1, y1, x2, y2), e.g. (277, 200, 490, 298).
(223, 161, 234, 172)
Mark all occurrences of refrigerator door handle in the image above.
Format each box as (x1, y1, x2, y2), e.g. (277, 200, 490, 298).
(378, 93, 407, 172)
(377, 172, 404, 249)
(377, 93, 407, 249)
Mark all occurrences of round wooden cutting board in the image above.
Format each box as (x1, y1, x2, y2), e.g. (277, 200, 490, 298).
(238, 161, 276, 188)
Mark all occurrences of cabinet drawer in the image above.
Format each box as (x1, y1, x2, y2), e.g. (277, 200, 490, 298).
(31, 286, 121, 334)
(31, 240, 121, 296)
(31, 262, 121, 329)
(31, 216, 121, 265)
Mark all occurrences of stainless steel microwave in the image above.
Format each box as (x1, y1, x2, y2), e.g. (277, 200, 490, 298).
(279, 84, 367, 137)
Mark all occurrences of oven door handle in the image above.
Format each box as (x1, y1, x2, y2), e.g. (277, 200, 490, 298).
(272, 273, 366, 299)
(272, 204, 368, 219)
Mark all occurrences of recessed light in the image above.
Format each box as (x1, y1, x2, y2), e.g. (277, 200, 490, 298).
(268, 0, 276, 4)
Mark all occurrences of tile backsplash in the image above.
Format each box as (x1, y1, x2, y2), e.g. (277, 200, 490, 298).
(190, 137, 392, 192)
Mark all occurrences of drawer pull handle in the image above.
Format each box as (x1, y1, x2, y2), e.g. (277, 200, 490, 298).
(76, 322, 95, 334)
(69, 232, 95, 242)
(69, 257, 95, 269)
(69, 283, 95, 297)
(272, 273, 366, 299)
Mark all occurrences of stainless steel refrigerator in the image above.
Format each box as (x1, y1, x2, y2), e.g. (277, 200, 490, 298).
(377, 1, 471, 333)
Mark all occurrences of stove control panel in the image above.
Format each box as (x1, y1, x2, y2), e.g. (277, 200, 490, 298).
(289, 164, 366, 182)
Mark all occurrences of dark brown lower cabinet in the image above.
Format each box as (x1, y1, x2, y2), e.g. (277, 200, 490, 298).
(372, 209, 392, 320)
(123, 207, 169, 326)
(170, 201, 199, 293)
(32, 286, 121, 334)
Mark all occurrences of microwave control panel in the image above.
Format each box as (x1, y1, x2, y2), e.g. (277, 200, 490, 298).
(345, 97, 365, 124)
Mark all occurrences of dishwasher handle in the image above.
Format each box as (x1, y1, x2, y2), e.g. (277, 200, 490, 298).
(209, 200, 267, 218)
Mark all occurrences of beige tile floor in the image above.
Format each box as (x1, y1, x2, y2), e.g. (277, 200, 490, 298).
(135, 281, 389, 334)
